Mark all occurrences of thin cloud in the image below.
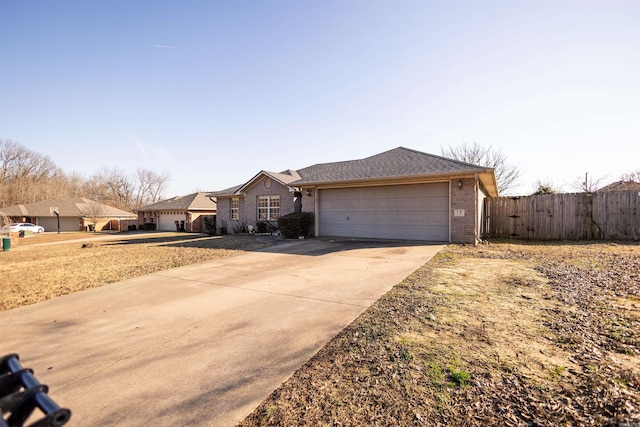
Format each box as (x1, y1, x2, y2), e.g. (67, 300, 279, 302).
(128, 137, 173, 161)
(153, 44, 180, 49)
(134, 138, 147, 157)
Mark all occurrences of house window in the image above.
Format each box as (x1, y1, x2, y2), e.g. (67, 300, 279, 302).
(231, 198, 240, 220)
(257, 195, 280, 220)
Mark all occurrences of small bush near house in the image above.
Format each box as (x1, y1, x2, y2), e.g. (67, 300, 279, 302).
(142, 223, 156, 231)
(278, 212, 314, 239)
(204, 216, 217, 235)
(256, 221, 268, 234)
(232, 220, 250, 234)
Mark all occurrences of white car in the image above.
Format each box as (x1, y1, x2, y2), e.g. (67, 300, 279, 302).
(1, 223, 45, 233)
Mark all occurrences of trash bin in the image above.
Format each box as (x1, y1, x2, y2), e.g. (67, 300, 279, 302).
(2, 237, 10, 251)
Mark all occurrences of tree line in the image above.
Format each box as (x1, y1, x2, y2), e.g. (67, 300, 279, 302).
(0, 139, 169, 212)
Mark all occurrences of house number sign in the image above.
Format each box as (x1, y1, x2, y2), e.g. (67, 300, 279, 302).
(454, 209, 465, 217)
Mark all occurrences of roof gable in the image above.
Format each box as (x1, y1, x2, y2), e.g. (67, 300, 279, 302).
(219, 170, 301, 197)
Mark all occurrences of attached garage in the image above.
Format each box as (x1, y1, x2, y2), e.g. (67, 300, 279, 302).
(37, 217, 80, 232)
(317, 182, 449, 241)
(157, 212, 186, 231)
(137, 193, 218, 233)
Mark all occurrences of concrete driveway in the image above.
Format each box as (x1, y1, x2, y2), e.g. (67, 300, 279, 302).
(0, 238, 443, 426)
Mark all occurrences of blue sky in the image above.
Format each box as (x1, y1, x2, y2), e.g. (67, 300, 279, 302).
(1, 0, 638, 197)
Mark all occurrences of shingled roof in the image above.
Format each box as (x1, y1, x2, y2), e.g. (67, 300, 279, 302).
(0, 198, 136, 218)
(211, 184, 244, 197)
(293, 147, 493, 185)
(212, 147, 499, 197)
(597, 180, 640, 192)
(137, 192, 217, 211)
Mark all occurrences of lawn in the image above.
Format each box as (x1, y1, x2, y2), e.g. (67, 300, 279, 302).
(240, 241, 640, 426)
(0, 232, 275, 311)
(2, 235, 638, 425)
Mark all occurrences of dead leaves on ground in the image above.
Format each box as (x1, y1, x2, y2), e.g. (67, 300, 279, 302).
(240, 242, 640, 426)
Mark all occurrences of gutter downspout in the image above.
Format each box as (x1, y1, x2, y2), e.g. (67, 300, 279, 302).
(474, 172, 479, 245)
(448, 180, 452, 243)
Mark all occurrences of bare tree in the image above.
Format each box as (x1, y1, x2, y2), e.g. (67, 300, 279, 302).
(441, 142, 521, 195)
(133, 168, 169, 209)
(80, 201, 105, 232)
(84, 167, 135, 211)
(0, 139, 65, 207)
(84, 167, 169, 212)
(0, 211, 10, 233)
(621, 169, 640, 182)
(58, 171, 86, 199)
(572, 172, 604, 193)
(0, 140, 21, 184)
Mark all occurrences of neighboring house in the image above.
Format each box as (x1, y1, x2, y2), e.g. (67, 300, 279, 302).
(0, 198, 136, 232)
(137, 192, 217, 232)
(214, 147, 499, 244)
(597, 180, 640, 192)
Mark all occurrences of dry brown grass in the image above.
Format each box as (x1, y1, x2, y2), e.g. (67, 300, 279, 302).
(240, 242, 640, 426)
(9, 231, 118, 246)
(0, 232, 275, 311)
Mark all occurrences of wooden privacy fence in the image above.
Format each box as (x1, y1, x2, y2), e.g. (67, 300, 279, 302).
(484, 191, 640, 241)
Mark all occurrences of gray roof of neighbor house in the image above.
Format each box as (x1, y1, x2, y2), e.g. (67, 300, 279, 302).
(137, 192, 217, 211)
(597, 180, 640, 192)
(0, 198, 136, 218)
(212, 147, 499, 198)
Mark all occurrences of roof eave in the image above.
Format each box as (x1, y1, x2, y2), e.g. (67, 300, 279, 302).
(296, 170, 495, 189)
(477, 170, 499, 198)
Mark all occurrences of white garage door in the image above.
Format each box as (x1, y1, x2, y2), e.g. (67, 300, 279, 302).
(158, 213, 186, 231)
(318, 183, 449, 241)
(37, 217, 80, 232)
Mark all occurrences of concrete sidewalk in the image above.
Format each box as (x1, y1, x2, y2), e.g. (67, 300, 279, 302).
(0, 238, 443, 426)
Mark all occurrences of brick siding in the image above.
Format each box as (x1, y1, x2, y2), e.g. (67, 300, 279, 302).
(450, 178, 478, 244)
(222, 176, 298, 233)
